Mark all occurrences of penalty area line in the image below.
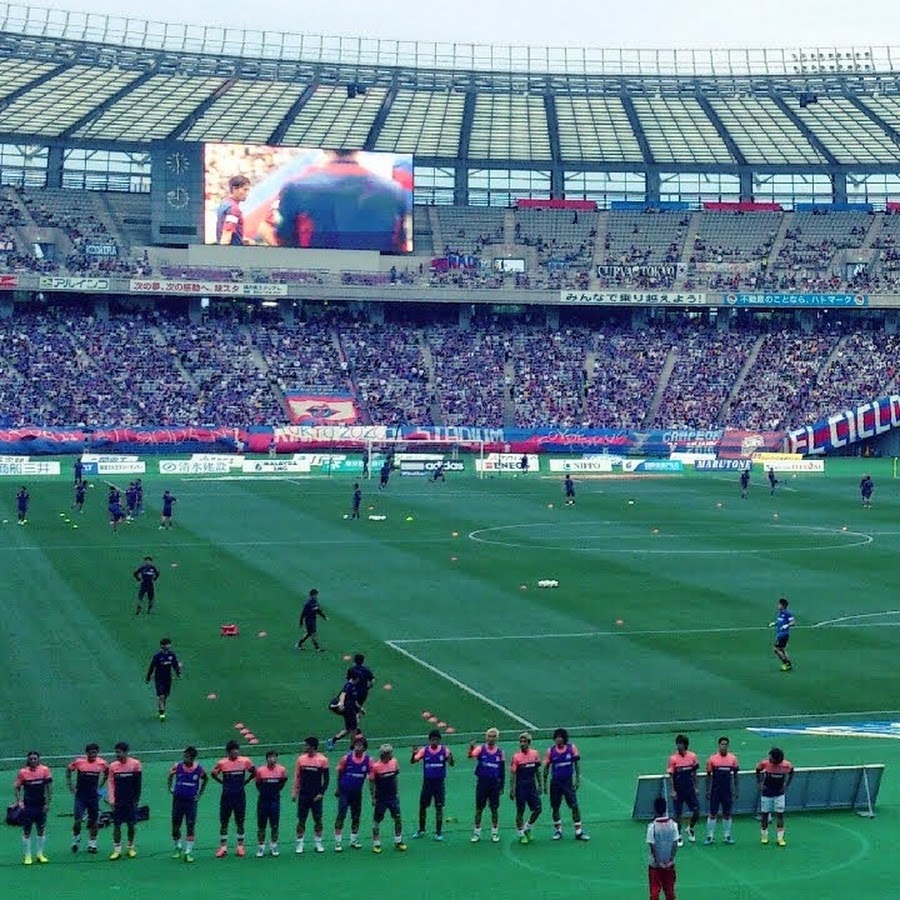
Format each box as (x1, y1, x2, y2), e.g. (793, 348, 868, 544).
(384, 639, 537, 730)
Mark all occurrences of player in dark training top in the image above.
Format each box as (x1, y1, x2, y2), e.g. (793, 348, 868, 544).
(160, 490, 177, 529)
(296, 588, 327, 651)
(14, 750, 52, 865)
(740, 468, 750, 499)
(564, 474, 575, 505)
(767, 466, 779, 495)
(350, 483, 362, 519)
(73, 479, 86, 514)
(73, 456, 84, 486)
(107, 485, 125, 530)
(861, 474, 874, 508)
(134, 556, 160, 615)
(66, 742, 108, 854)
(769, 597, 795, 672)
(146, 637, 182, 721)
(326, 670, 364, 751)
(168, 746, 208, 863)
(16, 485, 29, 525)
(350, 653, 375, 706)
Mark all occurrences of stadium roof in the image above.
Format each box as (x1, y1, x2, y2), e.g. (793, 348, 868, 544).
(2, 1, 900, 173)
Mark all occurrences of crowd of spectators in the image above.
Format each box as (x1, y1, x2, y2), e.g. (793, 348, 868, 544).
(0, 301, 896, 432)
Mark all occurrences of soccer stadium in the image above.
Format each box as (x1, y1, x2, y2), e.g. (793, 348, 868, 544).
(2, 2, 900, 898)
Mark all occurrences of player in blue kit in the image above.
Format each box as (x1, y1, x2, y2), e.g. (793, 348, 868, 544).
(146, 638, 182, 721)
(740, 468, 750, 499)
(167, 746, 208, 863)
(16, 485, 28, 525)
(134, 556, 160, 616)
(769, 597, 795, 671)
(861, 474, 874, 508)
(768, 466, 779, 496)
(410, 729, 455, 840)
(543, 728, 588, 841)
(160, 490, 177, 529)
(297, 589, 327, 652)
(326, 670, 364, 750)
(350, 483, 362, 519)
(350, 654, 375, 707)
(468, 727, 505, 843)
(334, 735, 371, 851)
(125, 482, 138, 520)
(217, 176, 250, 245)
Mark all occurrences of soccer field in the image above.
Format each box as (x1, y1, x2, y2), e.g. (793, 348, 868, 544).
(1, 458, 899, 897)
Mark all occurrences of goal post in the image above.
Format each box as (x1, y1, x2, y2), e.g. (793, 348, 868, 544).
(363, 437, 486, 480)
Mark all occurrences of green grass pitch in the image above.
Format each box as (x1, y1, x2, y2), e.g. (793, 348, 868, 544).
(0, 458, 899, 898)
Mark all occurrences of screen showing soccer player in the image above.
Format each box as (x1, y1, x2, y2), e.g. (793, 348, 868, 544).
(203, 143, 413, 253)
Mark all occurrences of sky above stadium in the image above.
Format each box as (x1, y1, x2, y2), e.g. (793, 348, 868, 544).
(41, 0, 900, 49)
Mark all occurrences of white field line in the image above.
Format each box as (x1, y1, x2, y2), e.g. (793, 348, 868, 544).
(384, 639, 537, 730)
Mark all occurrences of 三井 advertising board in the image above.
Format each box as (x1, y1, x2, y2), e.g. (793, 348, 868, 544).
(0, 461, 61, 476)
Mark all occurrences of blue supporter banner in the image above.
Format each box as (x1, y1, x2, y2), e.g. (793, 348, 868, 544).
(724, 293, 868, 307)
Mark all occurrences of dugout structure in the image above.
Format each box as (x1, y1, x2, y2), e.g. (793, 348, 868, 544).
(632, 764, 884, 820)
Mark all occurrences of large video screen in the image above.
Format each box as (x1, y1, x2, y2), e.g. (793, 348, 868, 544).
(203, 143, 413, 252)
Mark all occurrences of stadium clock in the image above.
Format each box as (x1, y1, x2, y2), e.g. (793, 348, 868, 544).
(165, 187, 189, 209)
(165, 151, 189, 174)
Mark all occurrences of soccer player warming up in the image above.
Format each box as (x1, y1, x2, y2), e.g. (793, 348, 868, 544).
(168, 746, 208, 863)
(326, 670, 364, 751)
(292, 737, 330, 854)
(108, 742, 142, 860)
(410, 729, 454, 840)
(543, 728, 588, 841)
(468, 727, 505, 843)
(769, 597, 795, 672)
(647, 796, 678, 900)
(16, 485, 29, 525)
(740, 468, 750, 499)
(14, 751, 52, 865)
(146, 637, 182, 721)
(297, 588, 327, 652)
(756, 747, 793, 847)
(66, 742, 108, 854)
(350, 483, 362, 519)
(861, 473, 874, 508)
(160, 490, 177, 529)
(705, 736, 739, 845)
(255, 750, 288, 857)
(211, 740, 256, 858)
(134, 556, 160, 616)
(334, 735, 372, 851)
(564, 474, 576, 505)
(666, 734, 700, 846)
(369, 744, 406, 853)
(510, 732, 543, 844)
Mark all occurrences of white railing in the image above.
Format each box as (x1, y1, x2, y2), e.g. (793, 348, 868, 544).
(0, 2, 898, 76)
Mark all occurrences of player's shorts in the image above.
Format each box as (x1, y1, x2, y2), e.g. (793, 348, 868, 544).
(138, 583, 155, 602)
(257, 799, 281, 830)
(112, 802, 138, 827)
(342, 710, 359, 732)
(154, 679, 172, 698)
(475, 779, 501, 812)
(672, 787, 699, 817)
(336, 789, 363, 823)
(220, 793, 247, 824)
(759, 794, 786, 814)
(565, 487, 575, 496)
(515, 787, 542, 816)
(296, 795, 323, 824)
(419, 779, 446, 808)
(74, 796, 100, 825)
(373, 795, 401, 822)
(708, 790, 733, 817)
(549, 781, 578, 811)
(20, 805, 46, 830)
(109, 506, 125, 522)
(774, 635, 789, 650)
(171, 796, 198, 828)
